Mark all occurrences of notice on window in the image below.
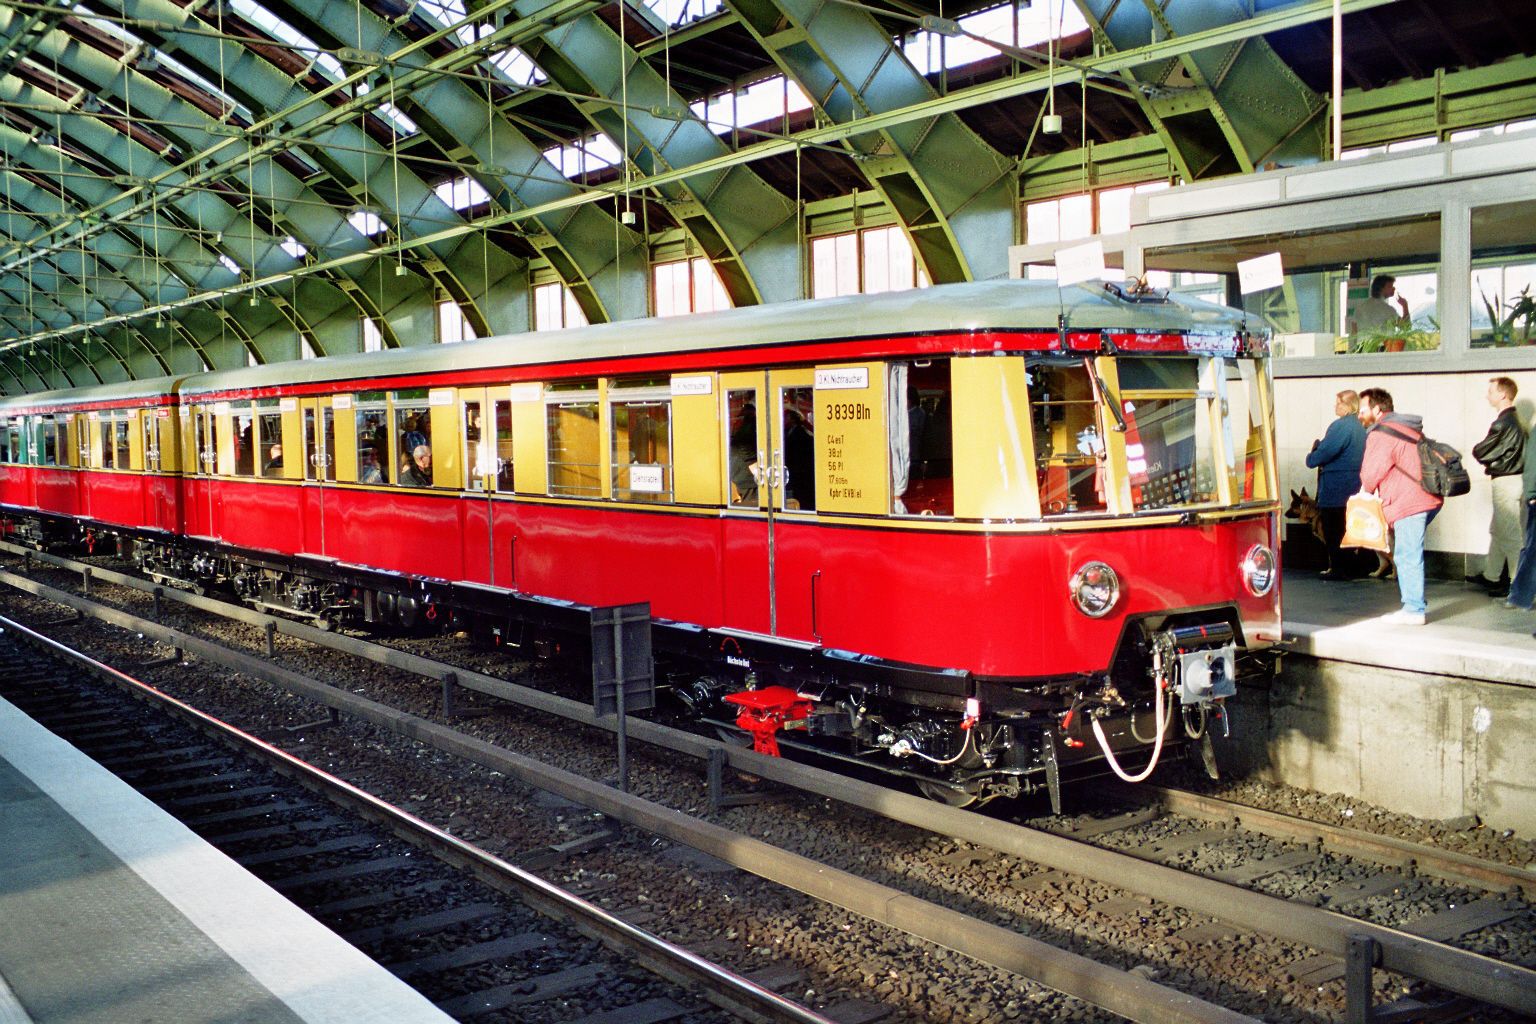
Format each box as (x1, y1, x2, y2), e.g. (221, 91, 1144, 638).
(629, 465, 663, 492)
(815, 363, 886, 514)
(1237, 252, 1284, 295)
(671, 375, 712, 396)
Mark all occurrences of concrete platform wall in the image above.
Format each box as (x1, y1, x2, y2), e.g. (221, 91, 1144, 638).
(1216, 656, 1535, 836)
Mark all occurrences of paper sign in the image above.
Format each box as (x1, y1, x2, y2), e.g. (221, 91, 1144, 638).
(429, 388, 454, 406)
(1055, 239, 1107, 286)
(815, 367, 869, 391)
(332, 394, 353, 409)
(279, 397, 297, 412)
(508, 382, 542, 403)
(1237, 252, 1284, 295)
(629, 465, 663, 492)
(671, 375, 713, 396)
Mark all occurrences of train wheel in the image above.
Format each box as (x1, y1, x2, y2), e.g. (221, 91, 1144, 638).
(915, 778, 987, 808)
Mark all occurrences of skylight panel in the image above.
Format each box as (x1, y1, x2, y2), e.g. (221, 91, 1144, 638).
(543, 134, 621, 179)
(227, 0, 345, 82)
(216, 253, 241, 274)
(488, 46, 546, 87)
(434, 176, 491, 211)
(72, 3, 145, 49)
(642, 0, 725, 28)
(354, 80, 418, 136)
(348, 208, 387, 236)
(903, 2, 1089, 76)
(279, 235, 307, 258)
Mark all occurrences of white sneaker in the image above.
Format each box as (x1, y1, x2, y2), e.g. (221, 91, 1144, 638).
(1380, 609, 1426, 625)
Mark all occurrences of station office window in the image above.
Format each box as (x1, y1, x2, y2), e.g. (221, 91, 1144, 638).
(811, 225, 930, 298)
(1470, 198, 1536, 347)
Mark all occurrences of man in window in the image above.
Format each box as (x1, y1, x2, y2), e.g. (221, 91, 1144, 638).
(401, 444, 433, 487)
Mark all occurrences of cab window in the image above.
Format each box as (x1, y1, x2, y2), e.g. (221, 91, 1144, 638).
(610, 379, 671, 503)
(546, 382, 601, 497)
(1028, 359, 1109, 516)
(493, 400, 514, 492)
(1117, 357, 1218, 511)
(890, 360, 952, 516)
(34, 417, 58, 466)
(393, 389, 432, 488)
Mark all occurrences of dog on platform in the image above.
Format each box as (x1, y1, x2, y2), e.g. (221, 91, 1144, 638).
(1286, 487, 1393, 579)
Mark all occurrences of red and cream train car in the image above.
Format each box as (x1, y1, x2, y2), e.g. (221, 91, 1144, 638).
(0, 281, 1282, 807)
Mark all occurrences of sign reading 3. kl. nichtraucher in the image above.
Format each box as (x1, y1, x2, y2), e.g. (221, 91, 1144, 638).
(814, 363, 886, 514)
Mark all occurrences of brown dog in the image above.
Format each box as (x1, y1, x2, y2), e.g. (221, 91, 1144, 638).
(1286, 487, 1394, 578)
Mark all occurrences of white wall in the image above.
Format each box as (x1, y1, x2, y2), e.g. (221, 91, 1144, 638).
(1276, 369, 1536, 556)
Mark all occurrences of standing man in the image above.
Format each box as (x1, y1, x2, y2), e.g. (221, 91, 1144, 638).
(1350, 274, 1410, 335)
(1504, 417, 1536, 632)
(1357, 388, 1443, 624)
(1470, 377, 1526, 598)
(1306, 389, 1367, 579)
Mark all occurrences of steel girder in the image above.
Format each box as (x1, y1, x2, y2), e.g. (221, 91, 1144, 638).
(274, 0, 646, 325)
(1075, 0, 1327, 178)
(727, 0, 1016, 282)
(517, 0, 801, 306)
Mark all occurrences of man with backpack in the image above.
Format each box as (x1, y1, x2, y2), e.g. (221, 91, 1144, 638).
(1358, 387, 1444, 624)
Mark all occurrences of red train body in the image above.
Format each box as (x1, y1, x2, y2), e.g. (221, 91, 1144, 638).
(0, 282, 1281, 807)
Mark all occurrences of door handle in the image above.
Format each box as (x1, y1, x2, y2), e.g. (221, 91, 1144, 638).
(811, 570, 822, 644)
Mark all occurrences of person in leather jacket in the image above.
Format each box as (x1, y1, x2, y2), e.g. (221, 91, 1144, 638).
(1470, 377, 1526, 596)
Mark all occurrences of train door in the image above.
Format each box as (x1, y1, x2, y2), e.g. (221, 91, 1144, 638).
(459, 388, 495, 585)
(718, 369, 817, 639)
(766, 370, 816, 640)
(190, 404, 218, 539)
(74, 412, 91, 518)
(300, 397, 334, 557)
(142, 408, 171, 531)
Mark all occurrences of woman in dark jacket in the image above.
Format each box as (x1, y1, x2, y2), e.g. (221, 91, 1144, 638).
(1305, 389, 1368, 579)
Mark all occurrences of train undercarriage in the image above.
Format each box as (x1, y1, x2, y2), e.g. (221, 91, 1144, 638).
(3, 512, 1278, 811)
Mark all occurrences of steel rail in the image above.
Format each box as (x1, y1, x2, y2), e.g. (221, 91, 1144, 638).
(0, 607, 838, 1024)
(0, 567, 1260, 1024)
(3, 546, 1534, 1015)
(1133, 784, 1536, 900)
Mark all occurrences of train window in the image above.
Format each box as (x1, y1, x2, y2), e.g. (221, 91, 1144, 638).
(114, 416, 131, 470)
(393, 390, 433, 487)
(193, 411, 208, 474)
(1223, 358, 1270, 502)
(99, 416, 116, 469)
(354, 393, 388, 484)
(493, 400, 514, 492)
(1117, 357, 1218, 511)
(1028, 360, 1109, 516)
(0, 418, 11, 462)
(256, 402, 284, 478)
(142, 414, 157, 471)
(890, 360, 952, 516)
(610, 383, 671, 503)
(234, 406, 256, 475)
(778, 386, 815, 511)
(464, 400, 485, 492)
(35, 417, 58, 466)
(726, 389, 760, 507)
(546, 383, 601, 498)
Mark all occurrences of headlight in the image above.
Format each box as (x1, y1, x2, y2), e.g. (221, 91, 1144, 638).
(1241, 544, 1276, 596)
(1069, 561, 1121, 618)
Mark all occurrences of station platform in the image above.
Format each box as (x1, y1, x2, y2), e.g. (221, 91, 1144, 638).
(0, 696, 452, 1024)
(1283, 570, 1536, 685)
(1217, 571, 1536, 836)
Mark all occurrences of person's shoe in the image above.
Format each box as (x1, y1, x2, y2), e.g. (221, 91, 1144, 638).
(1487, 586, 1510, 599)
(1319, 570, 1346, 581)
(1380, 609, 1427, 625)
(1465, 573, 1489, 586)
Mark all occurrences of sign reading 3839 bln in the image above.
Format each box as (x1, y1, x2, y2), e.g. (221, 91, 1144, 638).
(814, 364, 888, 515)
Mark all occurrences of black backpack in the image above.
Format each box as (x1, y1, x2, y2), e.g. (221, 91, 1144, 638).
(1378, 423, 1471, 498)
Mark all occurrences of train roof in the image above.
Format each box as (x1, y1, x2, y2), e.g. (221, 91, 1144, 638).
(0, 374, 185, 413)
(178, 280, 1253, 397)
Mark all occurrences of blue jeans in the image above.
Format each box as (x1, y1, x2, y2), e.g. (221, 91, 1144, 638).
(1508, 498, 1536, 610)
(1393, 508, 1438, 615)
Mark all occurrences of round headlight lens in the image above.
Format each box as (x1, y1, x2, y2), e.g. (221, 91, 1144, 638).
(1241, 544, 1277, 597)
(1069, 561, 1121, 618)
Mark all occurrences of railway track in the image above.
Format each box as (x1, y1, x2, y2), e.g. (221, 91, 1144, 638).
(0, 615, 834, 1024)
(2, 544, 1534, 1023)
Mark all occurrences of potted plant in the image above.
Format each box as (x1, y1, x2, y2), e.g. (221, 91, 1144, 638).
(1479, 286, 1536, 345)
(1352, 316, 1440, 353)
